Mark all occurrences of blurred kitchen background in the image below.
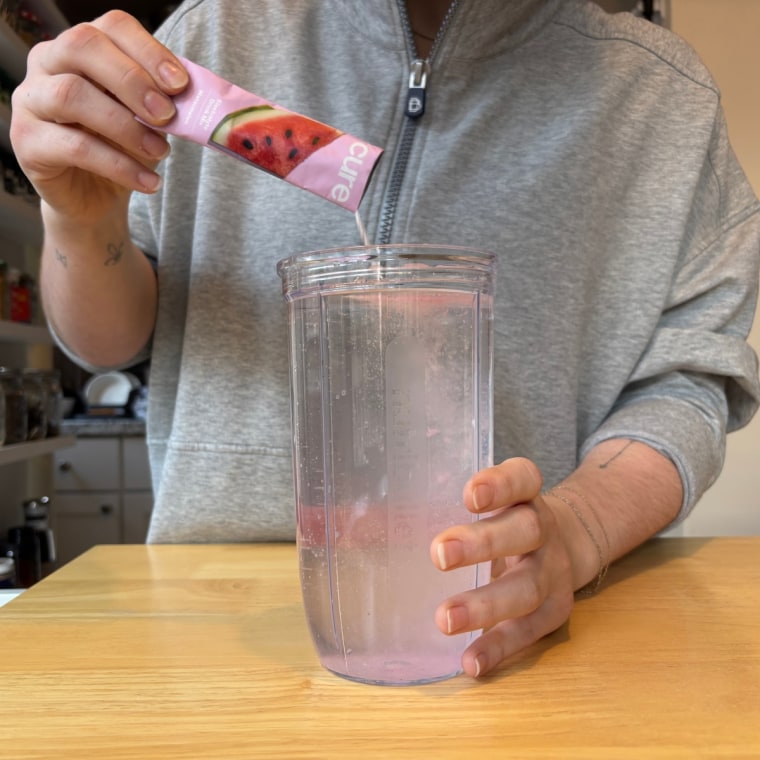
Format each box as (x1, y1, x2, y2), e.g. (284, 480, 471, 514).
(0, 1, 177, 591)
(52, 0, 175, 30)
(1, 1, 759, 592)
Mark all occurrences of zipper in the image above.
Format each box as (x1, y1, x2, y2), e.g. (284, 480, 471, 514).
(376, 0, 461, 244)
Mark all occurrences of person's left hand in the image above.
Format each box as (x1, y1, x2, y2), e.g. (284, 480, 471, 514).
(429, 457, 578, 678)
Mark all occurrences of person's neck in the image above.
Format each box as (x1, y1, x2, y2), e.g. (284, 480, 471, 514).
(406, 0, 454, 57)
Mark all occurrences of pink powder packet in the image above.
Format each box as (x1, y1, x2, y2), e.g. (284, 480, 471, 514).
(157, 57, 383, 212)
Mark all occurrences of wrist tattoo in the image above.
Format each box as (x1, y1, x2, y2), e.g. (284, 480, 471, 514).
(599, 441, 633, 469)
(54, 248, 68, 268)
(105, 241, 125, 267)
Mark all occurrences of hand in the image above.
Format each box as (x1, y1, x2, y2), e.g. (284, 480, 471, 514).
(10, 11, 188, 225)
(429, 457, 578, 678)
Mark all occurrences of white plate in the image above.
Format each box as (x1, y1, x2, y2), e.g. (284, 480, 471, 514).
(83, 371, 140, 407)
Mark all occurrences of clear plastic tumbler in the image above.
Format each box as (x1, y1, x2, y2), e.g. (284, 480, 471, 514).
(277, 245, 495, 685)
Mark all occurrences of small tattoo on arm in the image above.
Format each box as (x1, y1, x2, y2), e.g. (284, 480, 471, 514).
(105, 241, 125, 267)
(54, 248, 68, 268)
(599, 441, 633, 469)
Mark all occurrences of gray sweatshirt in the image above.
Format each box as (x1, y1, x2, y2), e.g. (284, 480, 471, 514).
(113, 0, 760, 542)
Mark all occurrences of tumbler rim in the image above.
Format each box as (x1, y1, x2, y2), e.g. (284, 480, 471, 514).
(277, 244, 496, 301)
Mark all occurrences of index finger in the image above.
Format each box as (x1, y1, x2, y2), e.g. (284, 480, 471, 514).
(463, 457, 543, 514)
(95, 10, 188, 93)
(34, 10, 188, 125)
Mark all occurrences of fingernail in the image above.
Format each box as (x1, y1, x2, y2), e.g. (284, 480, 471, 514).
(436, 539, 463, 571)
(474, 653, 488, 678)
(472, 484, 494, 511)
(138, 170, 162, 192)
(446, 605, 468, 634)
(142, 131, 170, 159)
(144, 89, 175, 122)
(159, 60, 188, 89)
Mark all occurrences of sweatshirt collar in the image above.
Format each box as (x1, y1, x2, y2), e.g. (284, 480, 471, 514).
(332, 0, 563, 58)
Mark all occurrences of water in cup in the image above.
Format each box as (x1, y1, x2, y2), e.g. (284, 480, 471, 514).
(278, 245, 495, 685)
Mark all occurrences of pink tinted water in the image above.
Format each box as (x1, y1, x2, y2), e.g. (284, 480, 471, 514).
(298, 504, 481, 685)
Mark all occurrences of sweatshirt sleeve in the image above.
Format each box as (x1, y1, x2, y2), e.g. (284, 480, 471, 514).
(580, 108, 760, 520)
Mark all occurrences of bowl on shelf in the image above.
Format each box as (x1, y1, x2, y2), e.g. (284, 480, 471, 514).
(82, 371, 140, 407)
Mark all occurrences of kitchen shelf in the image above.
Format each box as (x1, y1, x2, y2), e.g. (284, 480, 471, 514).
(0, 435, 75, 467)
(0, 320, 52, 344)
(0, 190, 42, 245)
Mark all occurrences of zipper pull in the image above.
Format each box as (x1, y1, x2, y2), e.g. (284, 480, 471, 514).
(405, 59, 430, 119)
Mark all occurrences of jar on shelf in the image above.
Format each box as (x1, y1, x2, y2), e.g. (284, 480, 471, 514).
(22, 369, 47, 441)
(0, 367, 28, 444)
(40, 369, 63, 437)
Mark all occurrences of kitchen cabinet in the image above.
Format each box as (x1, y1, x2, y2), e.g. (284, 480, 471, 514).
(1, 3, 74, 534)
(52, 492, 122, 565)
(1, 4, 154, 556)
(53, 434, 153, 565)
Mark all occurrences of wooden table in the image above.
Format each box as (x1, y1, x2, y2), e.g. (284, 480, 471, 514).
(1, 539, 759, 759)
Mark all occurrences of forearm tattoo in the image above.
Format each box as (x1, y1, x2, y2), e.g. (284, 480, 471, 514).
(105, 241, 125, 267)
(53, 242, 124, 269)
(599, 441, 633, 469)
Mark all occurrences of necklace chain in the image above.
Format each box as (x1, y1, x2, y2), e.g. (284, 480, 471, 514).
(412, 28, 437, 42)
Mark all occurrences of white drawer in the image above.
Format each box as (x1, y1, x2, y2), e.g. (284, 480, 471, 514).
(53, 492, 122, 566)
(53, 438, 120, 491)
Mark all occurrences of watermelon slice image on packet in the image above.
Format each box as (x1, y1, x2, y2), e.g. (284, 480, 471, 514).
(156, 57, 383, 212)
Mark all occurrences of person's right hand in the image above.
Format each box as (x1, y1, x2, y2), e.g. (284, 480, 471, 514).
(10, 10, 188, 226)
